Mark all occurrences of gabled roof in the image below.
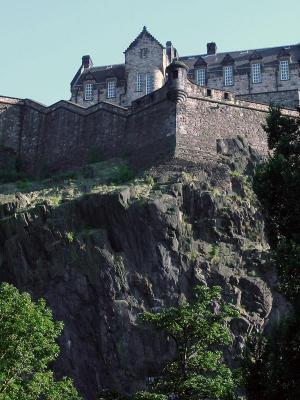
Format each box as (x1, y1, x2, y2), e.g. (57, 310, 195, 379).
(221, 53, 235, 65)
(194, 56, 207, 67)
(124, 26, 164, 53)
(249, 50, 263, 61)
(277, 47, 291, 58)
(72, 64, 125, 86)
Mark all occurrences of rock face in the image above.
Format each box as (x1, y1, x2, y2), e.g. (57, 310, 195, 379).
(0, 142, 289, 400)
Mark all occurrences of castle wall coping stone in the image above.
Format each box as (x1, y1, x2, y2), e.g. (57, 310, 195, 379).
(0, 95, 24, 105)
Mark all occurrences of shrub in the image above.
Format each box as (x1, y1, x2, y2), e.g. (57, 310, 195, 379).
(65, 231, 75, 243)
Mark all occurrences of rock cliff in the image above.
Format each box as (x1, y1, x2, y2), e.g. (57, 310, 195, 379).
(0, 139, 289, 400)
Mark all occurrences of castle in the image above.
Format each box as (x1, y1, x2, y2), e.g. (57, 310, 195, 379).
(70, 27, 300, 110)
(0, 28, 299, 176)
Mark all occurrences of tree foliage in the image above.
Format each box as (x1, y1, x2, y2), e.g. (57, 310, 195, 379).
(244, 106, 300, 398)
(0, 282, 81, 400)
(254, 105, 300, 302)
(136, 285, 239, 400)
(244, 315, 300, 400)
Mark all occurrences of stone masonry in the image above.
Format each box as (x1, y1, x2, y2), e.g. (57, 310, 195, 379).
(0, 61, 298, 177)
(70, 27, 300, 109)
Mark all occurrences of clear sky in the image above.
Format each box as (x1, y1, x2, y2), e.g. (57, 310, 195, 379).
(0, 0, 299, 105)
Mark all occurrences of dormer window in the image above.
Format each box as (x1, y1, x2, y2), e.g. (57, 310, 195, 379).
(196, 68, 206, 86)
(136, 72, 142, 92)
(84, 83, 93, 100)
(224, 65, 233, 86)
(146, 73, 153, 94)
(252, 63, 262, 83)
(280, 60, 289, 80)
(107, 80, 116, 99)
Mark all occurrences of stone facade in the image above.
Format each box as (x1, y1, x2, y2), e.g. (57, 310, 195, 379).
(0, 63, 298, 176)
(70, 28, 300, 109)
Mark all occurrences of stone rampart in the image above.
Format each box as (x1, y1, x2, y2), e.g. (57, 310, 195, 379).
(0, 75, 298, 175)
(175, 80, 298, 162)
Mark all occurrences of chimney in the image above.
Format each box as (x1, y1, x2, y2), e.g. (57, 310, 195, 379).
(207, 42, 217, 55)
(166, 41, 174, 62)
(82, 55, 93, 69)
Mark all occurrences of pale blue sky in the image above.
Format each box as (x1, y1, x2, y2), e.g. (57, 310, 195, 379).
(0, 0, 299, 105)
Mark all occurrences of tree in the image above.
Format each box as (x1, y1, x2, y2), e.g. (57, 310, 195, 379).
(0, 282, 81, 400)
(135, 285, 239, 400)
(254, 105, 300, 303)
(243, 315, 300, 400)
(244, 106, 300, 399)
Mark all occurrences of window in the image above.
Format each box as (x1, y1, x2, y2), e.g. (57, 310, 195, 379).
(84, 83, 93, 100)
(252, 63, 262, 83)
(206, 88, 212, 97)
(107, 80, 116, 98)
(136, 72, 142, 92)
(224, 65, 233, 86)
(280, 60, 289, 81)
(146, 73, 153, 94)
(140, 48, 148, 58)
(196, 68, 206, 86)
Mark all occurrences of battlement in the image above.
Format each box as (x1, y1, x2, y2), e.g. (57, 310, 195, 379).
(0, 71, 298, 176)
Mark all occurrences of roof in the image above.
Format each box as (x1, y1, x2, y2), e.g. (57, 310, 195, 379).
(124, 26, 164, 53)
(73, 64, 125, 86)
(179, 44, 300, 72)
(71, 42, 300, 87)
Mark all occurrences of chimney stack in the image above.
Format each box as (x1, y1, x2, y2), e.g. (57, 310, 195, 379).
(82, 55, 93, 69)
(207, 42, 217, 55)
(166, 41, 178, 63)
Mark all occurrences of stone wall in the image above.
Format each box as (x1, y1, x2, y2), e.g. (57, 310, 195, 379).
(237, 89, 300, 109)
(175, 80, 298, 162)
(123, 32, 167, 106)
(0, 77, 298, 176)
(0, 96, 23, 153)
(0, 88, 176, 175)
(71, 78, 126, 108)
(188, 59, 300, 106)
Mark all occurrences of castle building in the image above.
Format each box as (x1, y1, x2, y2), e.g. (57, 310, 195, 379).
(70, 27, 300, 109)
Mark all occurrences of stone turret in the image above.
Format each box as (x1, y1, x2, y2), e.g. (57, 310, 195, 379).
(166, 60, 188, 103)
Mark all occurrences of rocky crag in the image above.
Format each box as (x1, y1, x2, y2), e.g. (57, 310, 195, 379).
(0, 138, 289, 400)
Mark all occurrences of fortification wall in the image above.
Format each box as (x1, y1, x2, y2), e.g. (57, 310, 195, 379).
(0, 97, 129, 174)
(0, 96, 23, 152)
(126, 87, 176, 167)
(0, 79, 298, 175)
(175, 82, 298, 162)
(0, 87, 176, 175)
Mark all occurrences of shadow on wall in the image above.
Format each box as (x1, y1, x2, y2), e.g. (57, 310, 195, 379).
(0, 90, 176, 178)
